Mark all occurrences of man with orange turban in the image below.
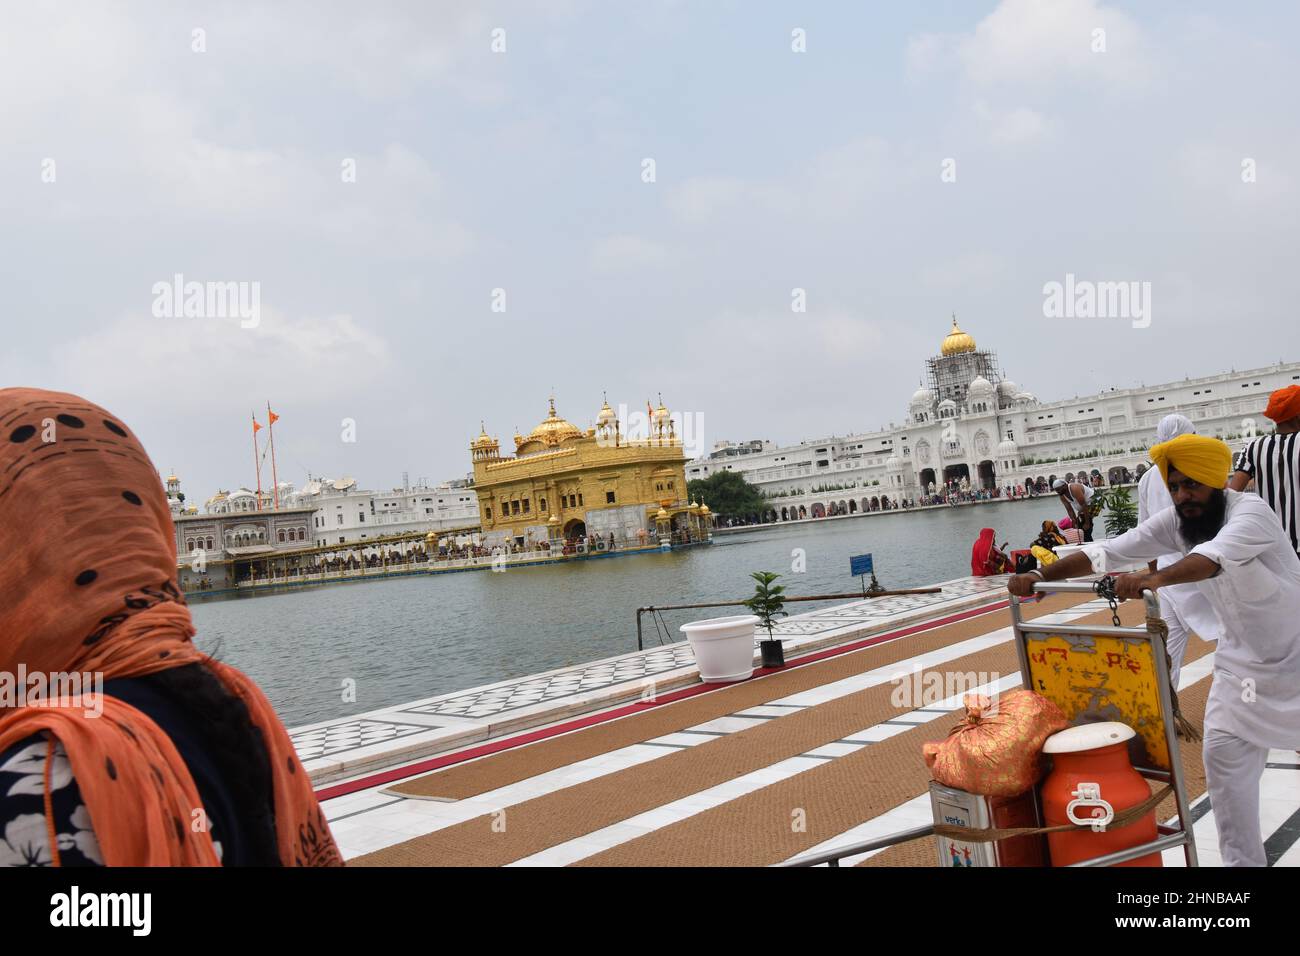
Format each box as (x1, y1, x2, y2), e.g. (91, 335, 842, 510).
(1010, 434, 1300, 866)
(1230, 384, 1300, 560)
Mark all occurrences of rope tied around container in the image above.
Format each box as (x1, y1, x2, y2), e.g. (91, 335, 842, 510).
(930, 783, 1174, 844)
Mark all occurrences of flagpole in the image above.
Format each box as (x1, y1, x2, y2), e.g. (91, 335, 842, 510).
(252, 412, 263, 512)
(267, 401, 281, 510)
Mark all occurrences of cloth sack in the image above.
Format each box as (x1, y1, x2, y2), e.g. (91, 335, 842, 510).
(923, 690, 1069, 797)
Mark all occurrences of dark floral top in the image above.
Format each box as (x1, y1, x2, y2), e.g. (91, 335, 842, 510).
(0, 674, 252, 866)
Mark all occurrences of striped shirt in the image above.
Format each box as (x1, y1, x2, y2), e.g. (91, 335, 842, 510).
(1234, 432, 1300, 554)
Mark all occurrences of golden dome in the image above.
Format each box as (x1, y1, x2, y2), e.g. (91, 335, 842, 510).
(699, 502, 710, 515)
(528, 398, 583, 446)
(425, 531, 438, 544)
(597, 393, 616, 425)
(470, 422, 496, 449)
(656, 507, 669, 519)
(941, 315, 977, 356)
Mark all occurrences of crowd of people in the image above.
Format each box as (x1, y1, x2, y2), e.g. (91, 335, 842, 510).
(238, 531, 639, 584)
(731, 473, 1125, 526)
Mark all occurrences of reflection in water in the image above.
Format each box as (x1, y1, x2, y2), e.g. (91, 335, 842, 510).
(192, 498, 1069, 726)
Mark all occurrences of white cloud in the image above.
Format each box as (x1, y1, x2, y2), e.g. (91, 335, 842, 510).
(908, 0, 1153, 148)
(666, 176, 750, 225)
(905, 32, 955, 82)
(53, 308, 392, 411)
(913, 0, 1151, 92)
(3, 2, 1297, 496)
(667, 137, 902, 226)
(972, 100, 1058, 145)
(695, 309, 892, 368)
(919, 252, 1012, 292)
(590, 235, 668, 272)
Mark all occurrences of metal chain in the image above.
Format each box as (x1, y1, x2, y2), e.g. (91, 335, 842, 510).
(1093, 575, 1123, 627)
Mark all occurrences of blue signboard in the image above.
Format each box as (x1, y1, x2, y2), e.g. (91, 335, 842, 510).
(850, 553, 874, 577)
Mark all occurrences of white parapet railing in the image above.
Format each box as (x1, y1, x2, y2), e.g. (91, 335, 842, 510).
(233, 539, 673, 588)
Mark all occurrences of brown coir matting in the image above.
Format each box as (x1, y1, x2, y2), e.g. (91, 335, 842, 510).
(860, 635, 1214, 867)
(353, 595, 1115, 867)
(387, 592, 1091, 801)
(575, 606, 1213, 866)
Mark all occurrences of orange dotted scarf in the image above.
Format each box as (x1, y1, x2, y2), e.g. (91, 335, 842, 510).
(0, 388, 341, 866)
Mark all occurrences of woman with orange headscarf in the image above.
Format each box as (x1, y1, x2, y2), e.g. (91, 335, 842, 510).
(0, 388, 341, 866)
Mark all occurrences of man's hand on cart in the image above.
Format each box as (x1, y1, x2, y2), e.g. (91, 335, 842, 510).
(1007, 574, 1039, 597)
(1113, 570, 1157, 600)
(1006, 551, 1099, 598)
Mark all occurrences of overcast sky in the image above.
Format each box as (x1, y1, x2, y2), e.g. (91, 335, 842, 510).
(3, 0, 1297, 499)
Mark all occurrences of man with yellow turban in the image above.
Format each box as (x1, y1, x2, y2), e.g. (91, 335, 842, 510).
(1230, 384, 1300, 561)
(1010, 434, 1300, 866)
(1134, 416, 1222, 690)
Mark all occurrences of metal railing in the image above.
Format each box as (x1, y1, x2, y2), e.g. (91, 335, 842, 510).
(635, 587, 942, 650)
(778, 825, 936, 867)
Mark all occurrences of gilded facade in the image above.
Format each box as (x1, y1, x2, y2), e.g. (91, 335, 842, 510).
(470, 398, 708, 547)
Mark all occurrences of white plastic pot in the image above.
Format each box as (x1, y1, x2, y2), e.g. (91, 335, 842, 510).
(680, 614, 758, 683)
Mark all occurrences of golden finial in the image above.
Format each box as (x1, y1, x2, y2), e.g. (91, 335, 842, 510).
(941, 315, 976, 356)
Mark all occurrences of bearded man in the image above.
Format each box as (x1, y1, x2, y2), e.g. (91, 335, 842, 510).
(1135, 414, 1223, 689)
(1009, 434, 1300, 867)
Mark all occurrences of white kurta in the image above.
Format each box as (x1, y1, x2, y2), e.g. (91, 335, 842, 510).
(1083, 490, 1300, 749)
(1135, 468, 1222, 646)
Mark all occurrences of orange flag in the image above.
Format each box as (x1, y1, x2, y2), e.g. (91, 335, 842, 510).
(252, 416, 262, 433)
(268, 409, 280, 426)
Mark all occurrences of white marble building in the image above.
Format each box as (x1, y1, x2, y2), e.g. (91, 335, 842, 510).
(284, 476, 480, 547)
(183, 474, 478, 548)
(165, 471, 480, 589)
(687, 318, 1299, 520)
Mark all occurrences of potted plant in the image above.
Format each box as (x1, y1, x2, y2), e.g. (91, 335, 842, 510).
(1098, 485, 1139, 538)
(744, 570, 788, 668)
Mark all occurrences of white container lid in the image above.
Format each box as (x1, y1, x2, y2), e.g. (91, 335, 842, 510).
(679, 615, 758, 634)
(1043, 721, 1136, 754)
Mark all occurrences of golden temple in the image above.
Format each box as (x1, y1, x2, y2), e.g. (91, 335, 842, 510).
(469, 396, 710, 547)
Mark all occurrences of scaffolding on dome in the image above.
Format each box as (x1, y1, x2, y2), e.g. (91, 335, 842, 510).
(925, 348, 1004, 407)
